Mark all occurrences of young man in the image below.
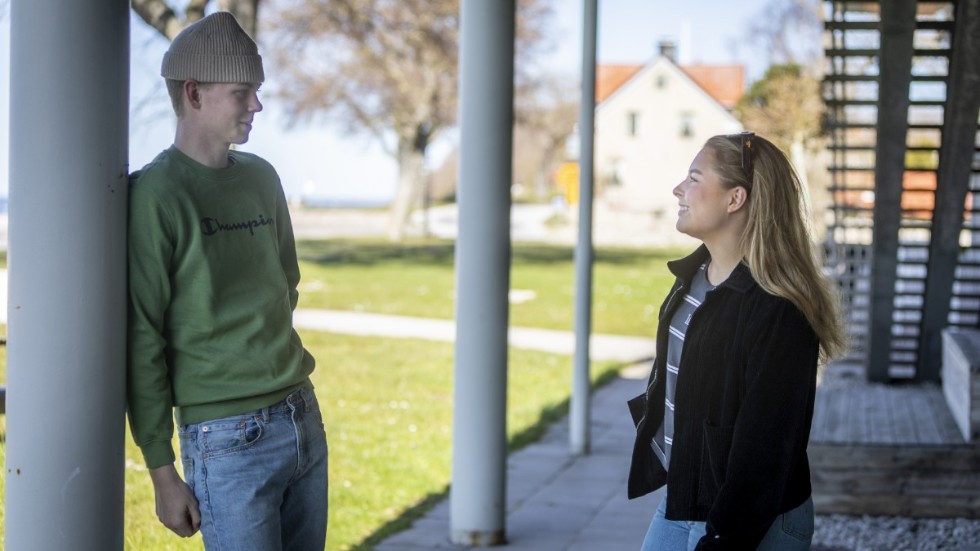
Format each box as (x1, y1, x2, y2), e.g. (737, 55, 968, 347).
(127, 12, 328, 550)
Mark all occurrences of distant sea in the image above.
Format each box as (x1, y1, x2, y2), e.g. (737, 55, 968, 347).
(299, 196, 390, 209)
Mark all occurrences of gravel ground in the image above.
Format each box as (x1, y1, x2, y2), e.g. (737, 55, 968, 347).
(812, 514, 980, 550)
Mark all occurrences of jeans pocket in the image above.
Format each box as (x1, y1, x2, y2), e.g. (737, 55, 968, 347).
(779, 498, 814, 542)
(200, 416, 264, 459)
(181, 456, 196, 493)
(178, 428, 197, 492)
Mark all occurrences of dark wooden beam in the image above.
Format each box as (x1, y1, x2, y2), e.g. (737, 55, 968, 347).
(810, 443, 980, 518)
(918, 0, 980, 381)
(867, 0, 917, 382)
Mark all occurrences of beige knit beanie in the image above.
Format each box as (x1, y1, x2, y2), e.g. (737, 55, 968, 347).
(161, 12, 264, 83)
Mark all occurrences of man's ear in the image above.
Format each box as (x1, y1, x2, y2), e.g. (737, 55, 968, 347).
(727, 186, 749, 213)
(183, 80, 203, 110)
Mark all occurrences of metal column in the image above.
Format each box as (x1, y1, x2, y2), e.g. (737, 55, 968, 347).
(570, 0, 598, 456)
(450, 0, 515, 545)
(866, 0, 916, 382)
(4, 1, 129, 549)
(918, 0, 980, 380)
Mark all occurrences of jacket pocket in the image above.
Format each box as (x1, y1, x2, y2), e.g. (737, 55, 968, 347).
(627, 393, 647, 428)
(701, 422, 734, 494)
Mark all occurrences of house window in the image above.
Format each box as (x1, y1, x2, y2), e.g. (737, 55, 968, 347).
(656, 74, 668, 89)
(627, 111, 640, 137)
(680, 112, 694, 138)
(606, 159, 623, 186)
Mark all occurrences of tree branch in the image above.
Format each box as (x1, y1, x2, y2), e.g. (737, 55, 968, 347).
(131, 0, 217, 40)
(131, 0, 179, 39)
(216, 0, 259, 38)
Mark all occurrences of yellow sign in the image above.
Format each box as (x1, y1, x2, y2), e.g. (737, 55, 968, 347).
(554, 162, 579, 205)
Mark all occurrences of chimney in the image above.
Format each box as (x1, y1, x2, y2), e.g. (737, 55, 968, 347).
(658, 39, 677, 63)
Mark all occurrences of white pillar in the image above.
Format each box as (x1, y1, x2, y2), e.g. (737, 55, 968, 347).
(4, 1, 129, 549)
(450, 0, 515, 546)
(571, 0, 598, 456)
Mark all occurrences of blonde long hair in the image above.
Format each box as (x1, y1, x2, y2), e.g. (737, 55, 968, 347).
(704, 134, 847, 361)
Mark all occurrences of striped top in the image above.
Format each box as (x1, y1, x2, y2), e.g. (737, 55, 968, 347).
(652, 260, 715, 470)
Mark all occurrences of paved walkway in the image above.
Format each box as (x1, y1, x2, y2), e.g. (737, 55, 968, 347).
(292, 309, 656, 363)
(375, 367, 663, 551)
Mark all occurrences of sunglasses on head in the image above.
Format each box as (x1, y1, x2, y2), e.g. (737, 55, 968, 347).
(724, 131, 755, 183)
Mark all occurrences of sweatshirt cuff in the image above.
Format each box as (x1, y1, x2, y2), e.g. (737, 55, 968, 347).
(140, 441, 177, 470)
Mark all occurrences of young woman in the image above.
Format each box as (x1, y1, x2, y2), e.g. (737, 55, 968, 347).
(626, 132, 846, 550)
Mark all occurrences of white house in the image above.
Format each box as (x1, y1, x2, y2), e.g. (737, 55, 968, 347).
(593, 45, 745, 238)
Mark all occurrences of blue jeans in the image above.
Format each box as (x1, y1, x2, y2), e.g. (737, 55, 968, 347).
(640, 493, 813, 551)
(178, 387, 328, 551)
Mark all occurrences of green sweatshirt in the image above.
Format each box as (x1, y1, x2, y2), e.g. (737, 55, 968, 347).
(128, 146, 315, 469)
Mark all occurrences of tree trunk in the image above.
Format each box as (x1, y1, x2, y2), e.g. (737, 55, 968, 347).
(217, 0, 259, 38)
(536, 142, 562, 200)
(387, 139, 426, 241)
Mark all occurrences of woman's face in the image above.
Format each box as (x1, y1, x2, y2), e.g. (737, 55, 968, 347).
(672, 147, 744, 242)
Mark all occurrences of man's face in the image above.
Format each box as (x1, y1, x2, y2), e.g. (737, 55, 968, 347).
(195, 82, 263, 146)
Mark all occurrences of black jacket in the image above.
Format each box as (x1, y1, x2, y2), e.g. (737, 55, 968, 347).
(627, 246, 819, 550)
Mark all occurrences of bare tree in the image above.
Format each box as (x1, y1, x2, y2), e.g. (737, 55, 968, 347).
(131, 0, 260, 40)
(430, 72, 578, 205)
(514, 73, 579, 200)
(265, 0, 554, 241)
(744, 0, 824, 74)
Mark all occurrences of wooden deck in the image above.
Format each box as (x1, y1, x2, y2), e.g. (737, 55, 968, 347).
(808, 364, 980, 518)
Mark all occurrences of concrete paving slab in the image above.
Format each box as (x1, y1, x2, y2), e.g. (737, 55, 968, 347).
(373, 375, 661, 550)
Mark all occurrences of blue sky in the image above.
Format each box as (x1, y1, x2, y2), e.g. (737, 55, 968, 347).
(0, 0, 775, 202)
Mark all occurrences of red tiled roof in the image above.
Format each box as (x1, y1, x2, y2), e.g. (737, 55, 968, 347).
(680, 64, 745, 110)
(595, 64, 644, 104)
(595, 61, 745, 109)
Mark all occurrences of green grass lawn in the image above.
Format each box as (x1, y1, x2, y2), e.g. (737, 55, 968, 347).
(0, 239, 682, 550)
(0, 332, 623, 551)
(295, 240, 684, 336)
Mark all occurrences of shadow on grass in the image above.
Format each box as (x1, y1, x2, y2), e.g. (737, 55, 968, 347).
(349, 487, 450, 551)
(298, 239, 458, 266)
(297, 238, 686, 268)
(350, 363, 627, 550)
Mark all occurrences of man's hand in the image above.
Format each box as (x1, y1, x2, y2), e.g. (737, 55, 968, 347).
(149, 464, 201, 537)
